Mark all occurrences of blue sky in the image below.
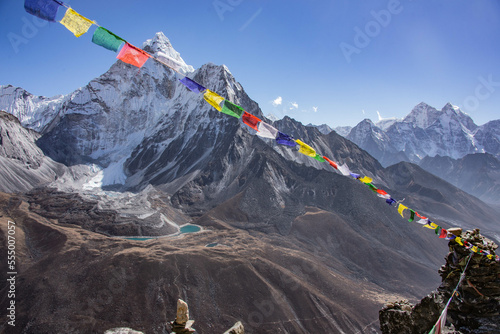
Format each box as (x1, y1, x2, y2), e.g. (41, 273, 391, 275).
(1, 0, 499, 127)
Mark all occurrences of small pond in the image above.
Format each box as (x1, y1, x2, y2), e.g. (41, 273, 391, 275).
(180, 224, 201, 234)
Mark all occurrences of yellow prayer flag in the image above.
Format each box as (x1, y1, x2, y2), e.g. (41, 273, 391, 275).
(397, 203, 408, 218)
(471, 246, 479, 253)
(487, 254, 494, 260)
(60, 8, 94, 37)
(455, 237, 464, 245)
(358, 176, 373, 184)
(423, 222, 439, 230)
(295, 139, 316, 157)
(204, 89, 224, 111)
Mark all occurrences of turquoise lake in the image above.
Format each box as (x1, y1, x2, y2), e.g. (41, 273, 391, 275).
(180, 224, 201, 233)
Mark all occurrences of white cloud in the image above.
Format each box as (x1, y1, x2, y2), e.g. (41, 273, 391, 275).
(313, 106, 318, 113)
(271, 96, 282, 106)
(377, 111, 382, 121)
(362, 109, 366, 115)
(290, 102, 299, 110)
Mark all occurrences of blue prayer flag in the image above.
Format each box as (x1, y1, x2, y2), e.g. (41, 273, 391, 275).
(179, 77, 206, 94)
(24, 0, 62, 22)
(386, 198, 396, 206)
(276, 132, 296, 147)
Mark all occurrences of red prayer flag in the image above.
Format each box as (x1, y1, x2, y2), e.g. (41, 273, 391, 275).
(415, 212, 427, 220)
(439, 229, 448, 238)
(376, 189, 388, 196)
(242, 111, 261, 130)
(117, 43, 151, 68)
(323, 156, 338, 169)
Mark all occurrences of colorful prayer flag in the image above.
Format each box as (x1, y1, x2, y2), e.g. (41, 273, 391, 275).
(415, 212, 427, 220)
(445, 233, 456, 241)
(179, 77, 206, 94)
(204, 90, 225, 111)
(116, 42, 151, 68)
(367, 183, 378, 192)
(313, 154, 326, 162)
(424, 222, 439, 230)
(24, 0, 61, 22)
(358, 176, 373, 184)
(416, 218, 429, 225)
(398, 204, 408, 218)
(455, 237, 464, 246)
(408, 209, 415, 222)
(350, 172, 361, 179)
(439, 229, 448, 238)
(295, 140, 317, 157)
(376, 189, 391, 199)
(276, 132, 296, 147)
(323, 156, 338, 169)
(219, 100, 243, 118)
(386, 198, 397, 206)
(429, 306, 447, 334)
(337, 164, 351, 176)
(242, 111, 261, 130)
(257, 121, 279, 139)
(60, 8, 94, 37)
(92, 27, 124, 52)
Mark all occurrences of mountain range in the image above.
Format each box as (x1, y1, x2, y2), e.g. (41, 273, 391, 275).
(318, 103, 500, 206)
(1, 32, 499, 333)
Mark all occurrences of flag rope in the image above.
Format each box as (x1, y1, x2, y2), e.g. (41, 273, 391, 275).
(428, 252, 474, 334)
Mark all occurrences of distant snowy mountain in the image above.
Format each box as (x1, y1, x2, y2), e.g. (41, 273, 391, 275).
(346, 102, 500, 167)
(0, 85, 66, 132)
(306, 123, 333, 135)
(333, 125, 352, 137)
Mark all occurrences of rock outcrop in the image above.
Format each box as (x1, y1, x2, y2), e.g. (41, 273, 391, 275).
(379, 229, 500, 334)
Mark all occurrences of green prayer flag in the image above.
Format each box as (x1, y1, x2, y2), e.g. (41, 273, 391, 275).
(313, 154, 326, 162)
(367, 183, 378, 192)
(408, 209, 415, 222)
(220, 100, 244, 118)
(92, 27, 125, 52)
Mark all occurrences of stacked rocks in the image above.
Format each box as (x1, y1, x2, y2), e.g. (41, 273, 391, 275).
(170, 299, 196, 334)
(380, 229, 500, 334)
(438, 229, 500, 333)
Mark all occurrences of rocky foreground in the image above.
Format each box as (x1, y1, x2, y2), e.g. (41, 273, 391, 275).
(379, 229, 500, 334)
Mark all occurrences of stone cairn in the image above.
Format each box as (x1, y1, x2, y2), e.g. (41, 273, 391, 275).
(169, 298, 244, 334)
(170, 299, 196, 334)
(379, 228, 500, 334)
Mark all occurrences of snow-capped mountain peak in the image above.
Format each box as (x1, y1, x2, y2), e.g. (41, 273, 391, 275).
(143, 31, 194, 75)
(402, 102, 441, 129)
(346, 102, 499, 167)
